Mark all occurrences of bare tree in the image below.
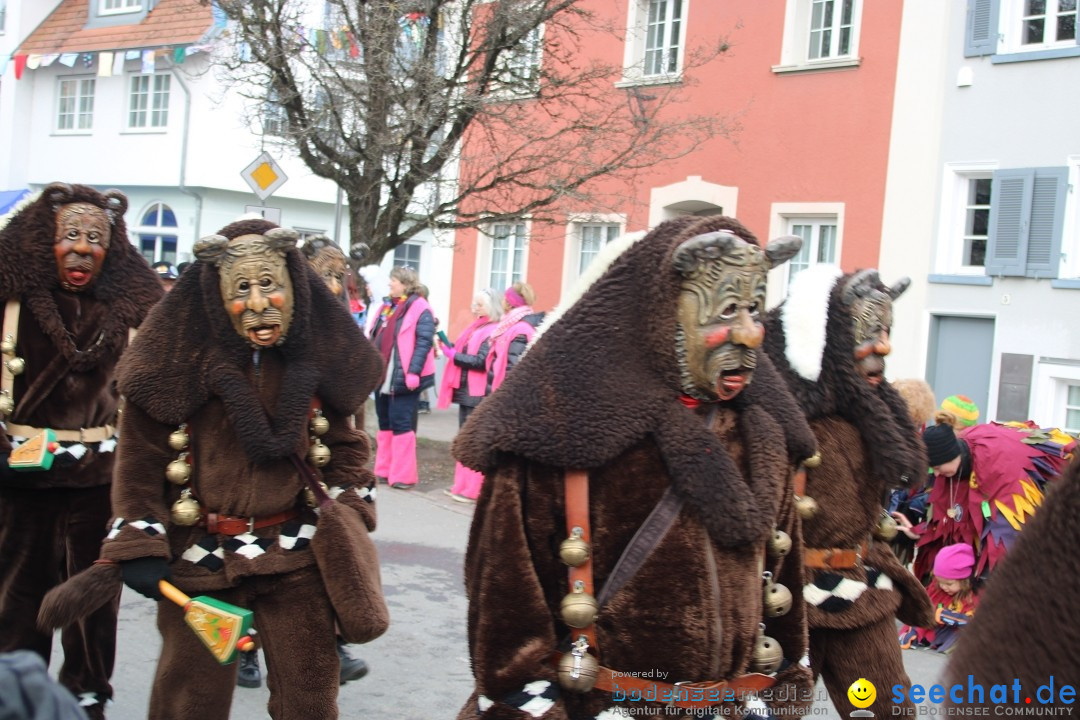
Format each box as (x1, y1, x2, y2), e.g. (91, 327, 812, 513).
(214, 0, 737, 265)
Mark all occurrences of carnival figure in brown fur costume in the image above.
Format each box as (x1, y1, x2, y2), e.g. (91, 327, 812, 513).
(38, 220, 386, 720)
(943, 456, 1080, 710)
(761, 264, 934, 718)
(453, 215, 820, 719)
(0, 184, 163, 720)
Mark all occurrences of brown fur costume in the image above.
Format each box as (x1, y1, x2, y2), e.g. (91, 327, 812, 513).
(49, 219, 383, 720)
(0, 184, 162, 719)
(761, 266, 933, 717)
(943, 455, 1080, 709)
(453, 216, 818, 719)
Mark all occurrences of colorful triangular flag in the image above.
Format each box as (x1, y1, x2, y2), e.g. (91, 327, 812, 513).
(59, 53, 78, 67)
(97, 51, 114, 77)
(14, 55, 27, 80)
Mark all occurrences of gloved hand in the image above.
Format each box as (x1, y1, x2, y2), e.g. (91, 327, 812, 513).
(442, 345, 456, 360)
(121, 557, 172, 601)
(405, 373, 420, 390)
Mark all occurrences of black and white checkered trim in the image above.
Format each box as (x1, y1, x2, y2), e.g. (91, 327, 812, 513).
(279, 521, 316, 550)
(477, 681, 559, 717)
(181, 535, 225, 572)
(223, 532, 275, 559)
(8, 433, 117, 460)
(329, 483, 376, 504)
(804, 567, 893, 612)
(105, 517, 165, 540)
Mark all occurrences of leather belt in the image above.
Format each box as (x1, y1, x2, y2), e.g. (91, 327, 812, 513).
(804, 540, 869, 569)
(5, 422, 116, 443)
(201, 508, 299, 535)
(564, 469, 598, 650)
(576, 657, 775, 709)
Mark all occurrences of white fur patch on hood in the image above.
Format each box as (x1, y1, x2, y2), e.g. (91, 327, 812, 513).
(0, 191, 41, 232)
(781, 263, 844, 382)
(529, 230, 647, 347)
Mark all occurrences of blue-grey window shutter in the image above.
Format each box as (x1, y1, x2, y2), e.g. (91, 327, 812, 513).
(1024, 168, 1068, 278)
(985, 169, 1032, 277)
(965, 0, 1000, 57)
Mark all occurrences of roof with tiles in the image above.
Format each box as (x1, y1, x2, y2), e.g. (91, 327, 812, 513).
(16, 0, 213, 56)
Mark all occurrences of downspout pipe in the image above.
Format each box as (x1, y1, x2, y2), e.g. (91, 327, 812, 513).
(168, 61, 203, 254)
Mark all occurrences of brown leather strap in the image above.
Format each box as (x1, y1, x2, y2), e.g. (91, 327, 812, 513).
(596, 487, 683, 608)
(202, 508, 300, 536)
(804, 540, 869, 569)
(564, 469, 597, 650)
(793, 468, 806, 496)
(4, 422, 115, 443)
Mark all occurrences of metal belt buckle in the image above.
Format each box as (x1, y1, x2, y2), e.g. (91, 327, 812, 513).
(248, 516, 256, 533)
(664, 680, 690, 708)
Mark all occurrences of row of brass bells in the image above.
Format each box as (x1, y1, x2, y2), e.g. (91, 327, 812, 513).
(310, 409, 330, 437)
(308, 409, 332, 467)
(560, 580, 598, 629)
(750, 624, 783, 673)
(762, 571, 793, 618)
(873, 509, 899, 541)
(1, 334, 24, 378)
(556, 636, 598, 693)
(166, 452, 192, 485)
(304, 480, 330, 508)
(559, 526, 591, 567)
(768, 528, 792, 557)
(795, 451, 821, 520)
(171, 488, 201, 526)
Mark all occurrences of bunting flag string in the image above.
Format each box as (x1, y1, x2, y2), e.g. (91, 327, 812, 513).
(3, 43, 207, 81)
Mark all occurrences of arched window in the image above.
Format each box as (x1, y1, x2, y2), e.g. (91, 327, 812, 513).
(136, 201, 178, 265)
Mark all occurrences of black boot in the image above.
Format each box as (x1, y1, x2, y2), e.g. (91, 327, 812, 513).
(337, 638, 369, 685)
(237, 649, 262, 688)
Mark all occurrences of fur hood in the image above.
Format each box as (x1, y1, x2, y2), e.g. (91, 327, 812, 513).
(763, 267, 926, 487)
(454, 215, 816, 547)
(0, 183, 163, 370)
(117, 220, 383, 463)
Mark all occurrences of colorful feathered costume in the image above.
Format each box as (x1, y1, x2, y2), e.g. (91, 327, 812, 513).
(761, 264, 933, 718)
(914, 422, 1076, 581)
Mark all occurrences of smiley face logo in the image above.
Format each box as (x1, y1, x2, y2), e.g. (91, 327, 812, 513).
(847, 678, 877, 709)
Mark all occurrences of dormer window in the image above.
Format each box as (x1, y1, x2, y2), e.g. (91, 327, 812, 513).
(100, 0, 141, 15)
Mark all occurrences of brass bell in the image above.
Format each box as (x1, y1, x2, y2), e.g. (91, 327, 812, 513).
(310, 411, 330, 437)
(560, 581, 598, 629)
(165, 454, 192, 485)
(750, 629, 783, 673)
(0, 336, 15, 355)
(304, 480, 330, 508)
(5, 357, 25, 376)
(170, 489, 201, 526)
(308, 439, 332, 467)
(0, 392, 13, 416)
(762, 572, 792, 618)
(794, 494, 819, 520)
(556, 638, 599, 693)
(559, 526, 591, 567)
(873, 510, 899, 541)
(168, 425, 189, 451)
(803, 452, 822, 468)
(768, 528, 792, 557)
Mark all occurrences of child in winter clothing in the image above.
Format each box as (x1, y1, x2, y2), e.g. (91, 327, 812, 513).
(900, 543, 977, 653)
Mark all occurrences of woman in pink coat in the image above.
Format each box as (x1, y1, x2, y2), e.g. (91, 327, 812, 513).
(437, 289, 502, 502)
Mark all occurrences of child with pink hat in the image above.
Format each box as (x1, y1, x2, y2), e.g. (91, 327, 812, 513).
(899, 543, 978, 653)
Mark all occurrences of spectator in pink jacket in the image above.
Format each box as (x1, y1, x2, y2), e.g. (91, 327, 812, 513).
(437, 288, 503, 502)
(486, 282, 542, 394)
(369, 266, 436, 489)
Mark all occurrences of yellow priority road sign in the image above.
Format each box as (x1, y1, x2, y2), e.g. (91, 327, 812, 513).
(242, 151, 288, 201)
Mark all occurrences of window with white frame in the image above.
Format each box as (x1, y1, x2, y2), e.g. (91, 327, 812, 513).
(1066, 383, 1080, 433)
(487, 223, 527, 292)
(577, 223, 620, 276)
(56, 77, 96, 132)
(393, 242, 423, 277)
(775, 0, 862, 71)
(128, 73, 171, 129)
(968, 0, 1080, 56)
(622, 0, 686, 82)
(101, 0, 140, 12)
(962, 177, 993, 268)
(136, 202, 178, 265)
(491, 26, 543, 98)
(786, 218, 838, 280)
